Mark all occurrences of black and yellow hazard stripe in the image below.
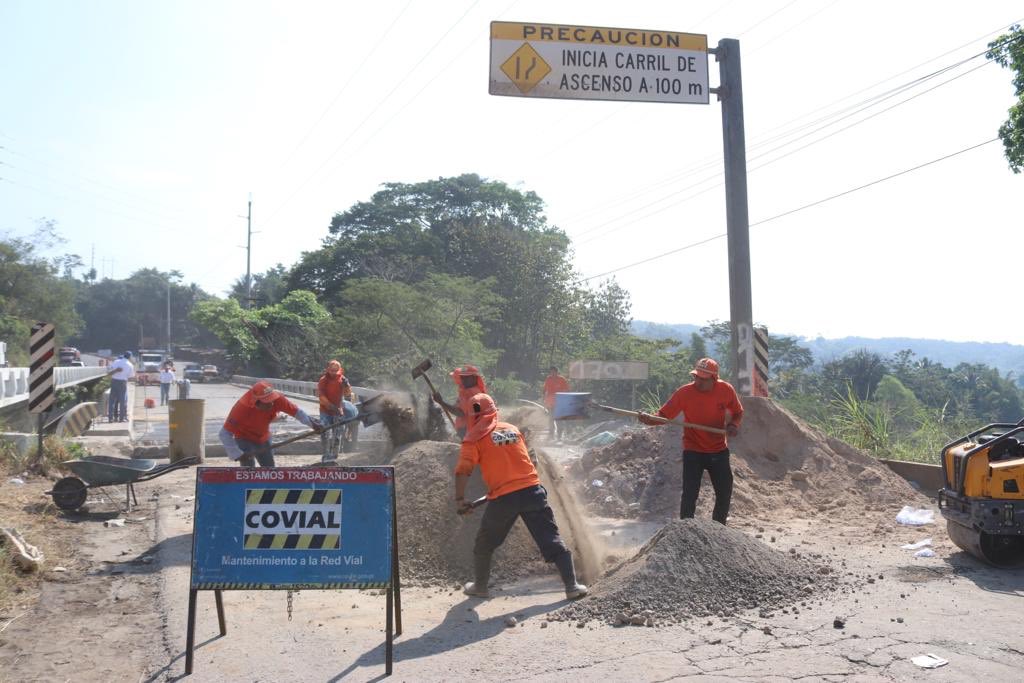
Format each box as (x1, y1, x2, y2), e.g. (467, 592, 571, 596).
(243, 533, 340, 550)
(245, 488, 342, 505)
(195, 581, 388, 590)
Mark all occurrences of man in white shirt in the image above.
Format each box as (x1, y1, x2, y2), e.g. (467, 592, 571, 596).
(107, 352, 135, 422)
(158, 364, 175, 406)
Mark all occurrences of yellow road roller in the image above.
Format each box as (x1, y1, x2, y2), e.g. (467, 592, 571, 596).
(939, 421, 1024, 567)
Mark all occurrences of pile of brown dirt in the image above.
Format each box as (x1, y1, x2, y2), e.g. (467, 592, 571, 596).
(387, 440, 551, 587)
(557, 518, 843, 625)
(573, 397, 927, 521)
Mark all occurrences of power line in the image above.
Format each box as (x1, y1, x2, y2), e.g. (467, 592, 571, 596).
(569, 41, 1005, 244)
(579, 137, 999, 283)
(267, 0, 414, 177)
(256, 0, 482, 230)
(561, 18, 1023, 230)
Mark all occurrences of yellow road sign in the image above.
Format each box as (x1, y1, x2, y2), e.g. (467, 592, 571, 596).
(500, 43, 551, 94)
(489, 21, 709, 104)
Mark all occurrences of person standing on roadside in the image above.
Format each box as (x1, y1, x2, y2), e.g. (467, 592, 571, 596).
(158, 363, 175, 406)
(317, 360, 358, 463)
(219, 380, 323, 467)
(431, 365, 486, 439)
(542, 366, 571, 441)
(455, 392, 588, 600)
(639, 357, 743, 525)
(106, 351, 135, 422)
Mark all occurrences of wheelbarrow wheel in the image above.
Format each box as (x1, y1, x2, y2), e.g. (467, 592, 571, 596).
(52, 476, 88, 511)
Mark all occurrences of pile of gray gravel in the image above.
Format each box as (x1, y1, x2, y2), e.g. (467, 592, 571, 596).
(558, 518, 839, 625)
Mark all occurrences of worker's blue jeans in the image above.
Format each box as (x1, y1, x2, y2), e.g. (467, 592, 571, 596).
(320, 401, 357, 462)
(108, 379, 128, 421)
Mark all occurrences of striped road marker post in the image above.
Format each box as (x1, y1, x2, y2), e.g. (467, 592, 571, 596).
(30, 321, 56, 458)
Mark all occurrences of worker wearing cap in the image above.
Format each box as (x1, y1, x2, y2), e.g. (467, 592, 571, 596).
(431, 365, 486, 439)
(219, 380, 323, 467)
(317, 360, 358, 463)
(542, 366, 571, 442)
(106, 351, 135, 422)
(455, 392, 588, 600)
(639, 357, 743, 524)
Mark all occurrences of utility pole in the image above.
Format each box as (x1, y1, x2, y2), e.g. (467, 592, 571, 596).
(714, 38, 754, 396)
(244, 194, 253, 308)
(166, 277, 171, 355)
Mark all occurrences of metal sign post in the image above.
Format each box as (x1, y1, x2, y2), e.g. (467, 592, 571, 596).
(185, 466, 402, 676)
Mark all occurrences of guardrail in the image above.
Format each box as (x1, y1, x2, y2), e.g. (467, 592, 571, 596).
(230, 375, 382, 403)
(0, 366, 109, 409)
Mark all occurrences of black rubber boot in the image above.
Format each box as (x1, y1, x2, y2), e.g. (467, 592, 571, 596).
(554, 552, 588, 599)
(464, 554, 491, 598)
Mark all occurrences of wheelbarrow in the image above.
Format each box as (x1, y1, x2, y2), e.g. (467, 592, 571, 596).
(47, 455, 201, 512)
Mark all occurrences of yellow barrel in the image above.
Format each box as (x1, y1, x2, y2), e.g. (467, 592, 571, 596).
(168, 398, 205, 464)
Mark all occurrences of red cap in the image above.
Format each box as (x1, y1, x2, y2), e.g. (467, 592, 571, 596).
(690, 357, 719, 379)
(249, 380, 282, 403)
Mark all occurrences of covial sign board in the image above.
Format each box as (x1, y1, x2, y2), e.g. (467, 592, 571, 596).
(490, 21, 709, 104)
(190, 467, 393, 590)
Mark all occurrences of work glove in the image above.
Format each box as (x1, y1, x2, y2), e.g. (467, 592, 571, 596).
(456, 498, 474, 516)
(310, 417, 326, 434)
(637, 412, 662, 426)
(431, 391, 443, 405)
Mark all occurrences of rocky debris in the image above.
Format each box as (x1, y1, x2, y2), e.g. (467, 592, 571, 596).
(384, 440, 550, 587)
(555, 518, 842, 625)
(571, 397, 926, 521)
(1, 527, 44, 572)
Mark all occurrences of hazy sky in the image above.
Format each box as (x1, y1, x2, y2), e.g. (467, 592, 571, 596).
(2, 1, 1022, 344)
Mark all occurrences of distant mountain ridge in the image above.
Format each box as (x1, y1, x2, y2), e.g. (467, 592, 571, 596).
(631, 321, 1024, 378)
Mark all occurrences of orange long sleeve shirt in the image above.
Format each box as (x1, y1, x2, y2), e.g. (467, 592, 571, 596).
(657, 380, 744, 453)
(455, 422, 540, 499)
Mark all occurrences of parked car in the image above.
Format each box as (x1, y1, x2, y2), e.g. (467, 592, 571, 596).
(183, 364, 205, 383)
(202, 364, 219, 381)
(68, 360, 85, 367)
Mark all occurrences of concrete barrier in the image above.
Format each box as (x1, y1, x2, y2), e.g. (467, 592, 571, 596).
(880, 458, 945, 498)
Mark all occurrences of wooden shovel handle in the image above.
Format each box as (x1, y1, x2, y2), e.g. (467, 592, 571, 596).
(416, 372, 457, 429)
(594, 403, 728, 435)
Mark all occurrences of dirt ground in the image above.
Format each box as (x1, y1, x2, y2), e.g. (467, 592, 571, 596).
(2, 391, 1024, 682)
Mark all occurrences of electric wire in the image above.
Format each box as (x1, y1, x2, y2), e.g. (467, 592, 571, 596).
(256, 0, 482, 230)
(579, 137, 999, 283)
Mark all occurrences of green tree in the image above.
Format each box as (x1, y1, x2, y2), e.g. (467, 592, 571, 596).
(190, 290, 333, 378)
(337, 274, 502, 387)
(229, 264, 290, 308)
(288, 174, 582, 382)
(987, 25, 1024, 173)
(0, 223, 82, 363)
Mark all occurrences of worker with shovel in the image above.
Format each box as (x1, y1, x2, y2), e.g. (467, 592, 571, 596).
(639, 357, 743, 525)
(317, 360, 358, 463)
(431, 365, 487, 439)
(455, 392, 588, 600)
(542, 366, 571, 442)
(219, 380, 324, 467)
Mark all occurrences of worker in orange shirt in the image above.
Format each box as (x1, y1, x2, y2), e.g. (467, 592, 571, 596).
(219, 380, 323, 467)
(455, 392, 588, 600)
(639, 357, 743, 524)
(317, 360, 358, 463)
(542, 366, 570, 442)
(431, 365, 486, 439)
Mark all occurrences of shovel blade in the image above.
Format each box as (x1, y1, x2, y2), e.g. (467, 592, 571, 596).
(552, 392, 593, 420)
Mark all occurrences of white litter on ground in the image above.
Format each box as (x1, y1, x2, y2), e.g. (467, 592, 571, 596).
(911, 653, 948, 668)
(896, 506, 935, 526)
(914, 549, 936, 558)
(900, 538, 932, 550)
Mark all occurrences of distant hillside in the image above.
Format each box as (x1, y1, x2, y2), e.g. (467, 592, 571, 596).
(631, 321, 1024, 378)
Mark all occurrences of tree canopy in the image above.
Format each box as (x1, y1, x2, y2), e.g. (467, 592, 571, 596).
(988, 25, 1024, 173)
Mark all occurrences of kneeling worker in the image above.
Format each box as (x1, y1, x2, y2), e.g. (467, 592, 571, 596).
(220, 380, 323, 467)
(455, 392, 587, 600)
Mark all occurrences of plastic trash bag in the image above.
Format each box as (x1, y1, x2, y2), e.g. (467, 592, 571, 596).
(896, 506, 935, 526)
(900, 538, 932, 550)
(914, 548, 936, 558)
